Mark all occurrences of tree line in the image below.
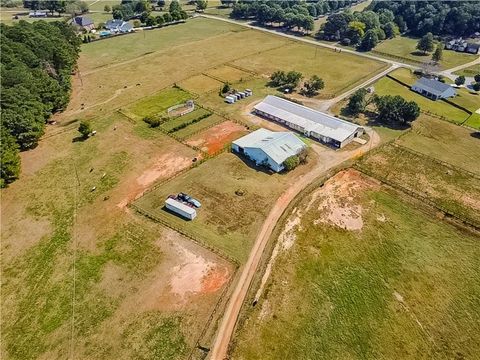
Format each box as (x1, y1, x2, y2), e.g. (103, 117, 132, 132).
(112, 0, 187, 23)
(368, 0, 480, 37)
(230, 1, 359, 34)
(319, 8, 399, 50)
(23, 0, 89, 16)
(1, 21, 81, 187)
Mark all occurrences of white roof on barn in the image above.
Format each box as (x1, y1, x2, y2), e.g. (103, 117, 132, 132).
(254, 95, 363, 143)
(233, 128, 305, 165)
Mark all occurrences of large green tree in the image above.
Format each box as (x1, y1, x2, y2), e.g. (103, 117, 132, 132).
(416, 32, 434, 54)
(0, 21, 80, 185)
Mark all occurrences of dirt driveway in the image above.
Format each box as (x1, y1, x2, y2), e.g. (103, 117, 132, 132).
(209, 127, 380, 359)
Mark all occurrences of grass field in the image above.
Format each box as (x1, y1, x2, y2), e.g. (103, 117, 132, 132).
(0, 110, 236, 359)
(356, 144, 480, 225)
(123, 87, 192, 121)
(177, 74, 224, 95)
(397, 115, 480, 174)
(204, 65, 253, 83)
(133, 152, 315, 262)
(373, 36, 476, 70)
(373, 74, 470, 125)
(232, 42, 388, 97)
(453, 64, 480, 77)
(174, 113, 225, 140)
(232, 169, 480, 360)
(160, 107, 212, 133)
(465, 113, 480, 129)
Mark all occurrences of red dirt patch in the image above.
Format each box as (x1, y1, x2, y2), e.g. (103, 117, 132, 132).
(117, 152, 196, 208)
(185, 121, 247, 155)
(201, 265, 230, 293)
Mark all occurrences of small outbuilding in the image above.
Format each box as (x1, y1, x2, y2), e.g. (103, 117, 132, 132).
(232, 128, 306, 172)
(411, 77, 456, 100)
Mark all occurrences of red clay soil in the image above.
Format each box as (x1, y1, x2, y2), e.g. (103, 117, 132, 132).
(201, 265, 230, 294)
(185, 121, 247, 155)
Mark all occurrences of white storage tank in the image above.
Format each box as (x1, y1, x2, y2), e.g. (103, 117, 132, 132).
(165, 198, 197, 220)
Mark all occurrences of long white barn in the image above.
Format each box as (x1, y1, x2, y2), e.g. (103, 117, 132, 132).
(253, 95, 364, 148)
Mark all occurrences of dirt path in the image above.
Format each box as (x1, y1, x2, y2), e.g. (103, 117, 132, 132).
(209, 128, 380, 360)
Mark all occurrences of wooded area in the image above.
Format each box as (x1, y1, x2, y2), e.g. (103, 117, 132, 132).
(0, 21, 81, 186)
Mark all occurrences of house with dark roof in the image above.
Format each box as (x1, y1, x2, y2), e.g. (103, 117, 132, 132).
(411, 77, 456, 100)
(105, 19, 133, 33)
(466, 43, 480, 54)
(73, 16, 94, 31)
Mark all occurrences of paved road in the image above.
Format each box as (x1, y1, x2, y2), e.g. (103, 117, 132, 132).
(209, 128, 380, 360)
(316, 63, 398, 112)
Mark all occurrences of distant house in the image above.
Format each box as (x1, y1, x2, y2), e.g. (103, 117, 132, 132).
(445, 38, 480, 54)
(466, 43, 480, 54)
(73, 16, 94, 31)
(411, 77, 456, 100)
(232, 128, 306, 173)
(29, 11, 47, 17)
(105, 19, 133, 33)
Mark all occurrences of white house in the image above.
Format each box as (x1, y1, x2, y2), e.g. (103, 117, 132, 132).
(411, 77, 456, 100)
(253, 95, 364, 148)
(232, 128, 306, 172)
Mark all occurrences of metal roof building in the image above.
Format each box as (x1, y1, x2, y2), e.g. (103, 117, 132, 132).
(253, 95, 364, 148)
(411, 77, 456, 100)
(232, 128, 306, 172)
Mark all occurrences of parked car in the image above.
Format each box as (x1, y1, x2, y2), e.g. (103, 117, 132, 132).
(178, 192, 202, 208)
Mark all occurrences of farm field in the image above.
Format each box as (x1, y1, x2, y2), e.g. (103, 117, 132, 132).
(123, 87, 191, 121)
(232, 42, 388, 97)
(373, 74, 470, 125)
(174, 113, 225, 140)
(372, 36, 476, 69)
(160, 107, 212, 133)
(133, 152, 317, 262)
(177, 74, 224, 95)
(1, 111, 234, 359)
(356, 144, 480, 225)
(397, 115, 480, 174)
(465, 113, 480, 129)
(232, 169, 480, 360)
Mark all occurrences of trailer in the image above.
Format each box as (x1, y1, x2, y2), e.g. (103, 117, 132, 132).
(225, 95, 235, 104)
(165, 198, 197, 220)
(245, 89, 253, 96)
(238, 91, 246, 98)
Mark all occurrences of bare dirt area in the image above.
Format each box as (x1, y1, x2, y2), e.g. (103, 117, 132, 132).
(185, 120, 248, 154)
(312, 169, 380, 231)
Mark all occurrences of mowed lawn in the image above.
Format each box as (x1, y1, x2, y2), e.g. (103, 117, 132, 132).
(124, 87, 192, 121)
(373, 36, 476, 69)
(454, 64, 480, 77)
(356, 144, 480, 225)
(133, 152, 315, 262)
(232, 170, 480, 360)
(232, 42, 388, 97)
(373, 75, 470, 124)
